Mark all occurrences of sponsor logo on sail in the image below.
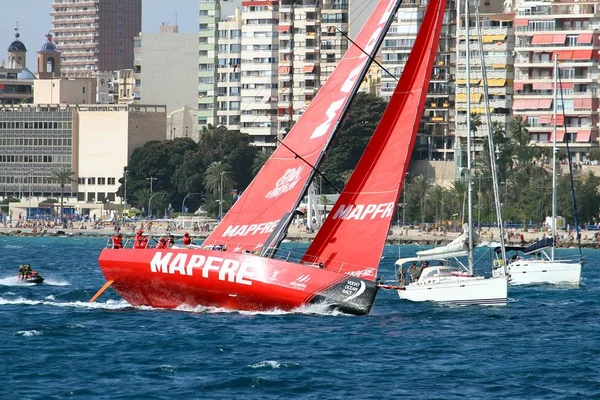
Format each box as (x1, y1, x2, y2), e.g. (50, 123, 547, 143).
(222, 220, 280, 238)
(265, 166, 304, 199)
(331, 202, 395, 220)
(150, 252, 254, 286)
(309, 0, 396, 140)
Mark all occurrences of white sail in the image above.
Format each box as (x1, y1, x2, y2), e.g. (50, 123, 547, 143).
(416, 224, 479, 258)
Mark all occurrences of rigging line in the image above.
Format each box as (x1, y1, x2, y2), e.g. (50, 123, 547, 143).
(557, 66, 583, 256)
(335, 27, 399, 82)
(276, 138, 341, 194)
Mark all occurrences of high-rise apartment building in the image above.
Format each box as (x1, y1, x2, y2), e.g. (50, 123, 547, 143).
(277, 0, 349, 135)
(240, 1, 279, 146)
(50, 0, 142, 77)
(513, 0, 600, 161)
(381, 0, 457, 161)
(197, 0, 349, 146)
(455, 4, 514, 155)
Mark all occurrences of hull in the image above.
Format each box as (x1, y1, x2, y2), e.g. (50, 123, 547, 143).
(493, 260, 581, 285)
(97, 248, 379, 315)
(20, 276, 44, 284)
(398, 275, 507, 306)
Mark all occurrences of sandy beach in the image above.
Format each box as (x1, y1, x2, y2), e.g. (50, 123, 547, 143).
(1, 219, 599, 248)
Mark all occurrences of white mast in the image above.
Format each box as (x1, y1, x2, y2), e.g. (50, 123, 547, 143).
(552, 54, 558, 260)
(474, 0, 507, 268)
(465, 0, 474, 274)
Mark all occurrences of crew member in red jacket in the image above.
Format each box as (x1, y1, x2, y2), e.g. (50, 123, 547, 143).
(182, 232, 192, 245)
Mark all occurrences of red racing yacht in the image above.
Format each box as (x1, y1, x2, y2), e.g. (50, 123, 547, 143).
(94, 0, 448, 315)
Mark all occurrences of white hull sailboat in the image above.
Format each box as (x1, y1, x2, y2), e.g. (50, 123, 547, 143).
(395, 0, 507, 305)
(493, 259, 581, 285)
(491, 55, 582, 286)
(396, 226, 507, 305)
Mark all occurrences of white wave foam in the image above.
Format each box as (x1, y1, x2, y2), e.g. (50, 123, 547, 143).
(0, 296, 133, 311)
(45, 295, 56, 300)
(15, 330, 41, 337)
(0, 275, 70, 286)
(43, 278, 70, 286)
(175, 302, 351, 316)
(3, 245, 23, 249)
(250, 360, 281, 369)
(0, 276, 24, 286)
(157, 365, 178, 373)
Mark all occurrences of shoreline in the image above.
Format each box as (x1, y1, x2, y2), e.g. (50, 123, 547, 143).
(1, 225, 599, 249)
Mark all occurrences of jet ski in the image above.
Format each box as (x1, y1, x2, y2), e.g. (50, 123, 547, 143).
(18, 265, 44, 284)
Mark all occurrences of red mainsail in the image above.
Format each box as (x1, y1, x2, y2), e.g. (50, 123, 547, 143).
(301, 0, 448, 280)
(205, 0, 402, 253)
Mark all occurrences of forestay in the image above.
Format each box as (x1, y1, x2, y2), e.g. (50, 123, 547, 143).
(205, 0, 403, 253)
(301, 0, 448, 280)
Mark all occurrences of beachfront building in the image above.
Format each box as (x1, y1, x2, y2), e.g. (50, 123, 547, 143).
(134, 24, 199, 139)
(50, 0, 142, 77)
(0, 30, 35, 105)
(277, 0, 349, 137)
(381, 0, 457, 161)
(513, 0, 600, 161)
(240, 1, 279, 147)
(0, 103, 166, 217)
(198, 0, 221, 131)
(455, 6, 514, 156)
(216, 9, 243, 132)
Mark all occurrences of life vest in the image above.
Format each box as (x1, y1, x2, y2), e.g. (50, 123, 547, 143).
(112, 236, 123, 249)
(183, 236, 191, 245)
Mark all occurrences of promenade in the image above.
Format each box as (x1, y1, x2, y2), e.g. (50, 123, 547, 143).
(1, 219, 599, 248)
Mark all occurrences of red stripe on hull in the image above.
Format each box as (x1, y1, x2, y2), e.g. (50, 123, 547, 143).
(98, 249, 378, 315)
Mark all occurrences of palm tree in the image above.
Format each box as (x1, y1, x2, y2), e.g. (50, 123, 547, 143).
(50, 168, 75, 223)
(203, 161, 235, 196)
(410, 174, 430, 224)
(451, 179, 468, 224)
(426, 185, 445, 225)
(252, 148, 273, 175)
(133, 188, 152, 216)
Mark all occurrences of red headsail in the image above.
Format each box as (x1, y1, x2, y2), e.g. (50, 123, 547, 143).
(301, 0, 448, 280)
(205, 0, 403, 253)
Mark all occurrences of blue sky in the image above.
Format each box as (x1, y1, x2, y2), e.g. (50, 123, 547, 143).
(1, 0, 372, 71)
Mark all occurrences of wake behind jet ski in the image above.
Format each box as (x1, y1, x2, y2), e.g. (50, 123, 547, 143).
(18, 264, 44, 284)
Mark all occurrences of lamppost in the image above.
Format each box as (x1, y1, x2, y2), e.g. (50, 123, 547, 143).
(181, 193, 201, 216)
(148, 192, 160, 219)
(185, 126, 189, 138)
(27, 169, 32, 221)
(123, 168, 129, 206)
(219, 171, 225, 220)
(146, 176, 157, 193)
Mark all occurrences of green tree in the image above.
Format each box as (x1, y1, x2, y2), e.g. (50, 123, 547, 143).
(252, 148, 273, 175)
(50, 168, 75, 223)
(203, 161, 235, 217)
(133, 188, 151, 215)
(426, 184, 445, 224)
(410, 174, 430, 224)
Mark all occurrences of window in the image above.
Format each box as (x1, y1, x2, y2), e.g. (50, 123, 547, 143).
(87, 177, 96, 185)
(108, 178, 116, 185)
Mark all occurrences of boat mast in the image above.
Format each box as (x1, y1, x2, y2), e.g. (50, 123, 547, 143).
(474, 0, 506, 268)
(465, 0, 474, 274)
(552, 54, 558, 260)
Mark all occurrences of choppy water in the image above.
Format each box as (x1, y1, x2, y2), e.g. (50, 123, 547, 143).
(0, 237, 598, 399)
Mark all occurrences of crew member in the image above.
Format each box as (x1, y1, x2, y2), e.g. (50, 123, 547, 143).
(182, 232, 192, 245)
(168, 233, 175, 246)
(112, 233, 123, 249)
(18, 264, 26, 279)
(156, 237, 168, 249)
(134, 229, 146, 249)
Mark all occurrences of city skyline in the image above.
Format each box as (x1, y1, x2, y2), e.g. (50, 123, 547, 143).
(1, 0, 202, 71)
(2, 0, 373, 72)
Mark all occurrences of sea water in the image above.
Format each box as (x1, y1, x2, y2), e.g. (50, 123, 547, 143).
(0, 236, 598, 399)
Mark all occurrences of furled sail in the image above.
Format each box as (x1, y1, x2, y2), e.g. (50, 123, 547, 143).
(205, 0, 403, 253)
(417, 224, 479, 258)
(301, 0, 448, 280)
